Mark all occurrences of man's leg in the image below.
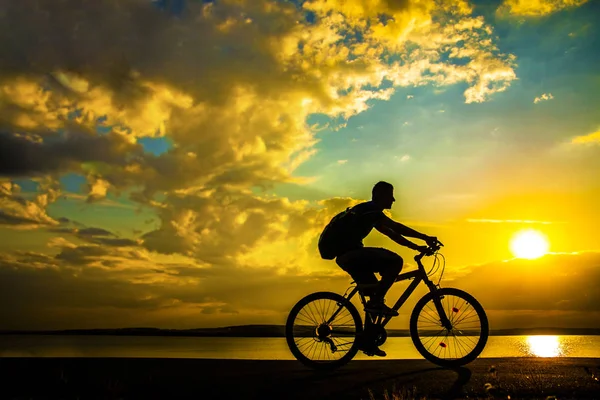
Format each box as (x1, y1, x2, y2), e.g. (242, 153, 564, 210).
(335, 249, 378, 291)
(336, 249, 387, 357)
(358, 248, 403, 316)
(371, 248, 403, 303)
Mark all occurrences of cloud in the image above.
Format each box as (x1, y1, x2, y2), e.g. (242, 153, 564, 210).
(571, 129, 600, 145)
(449, 252, 600, 328)
(76, 227, 114, 237)
(61, 193, 136, 210)
(0, 240, 350, 330)
(298, 0, 516, 104)
(534, 93, 554, 103)
(497, 0, 589, 17)
(2, 242, 600, 330)
(395, 154, 411, 162)
(86, 177, 111, 203)
(0, 128, 142, 178)
(55, 245, 114, 266)
(0, 179, 59, 228)
(50, 223, 143, 248)
(140, 190, 358, 272)
(0, 0, 518, 203)
(0, 0, 526, 330)
(466, 218, 558, 225)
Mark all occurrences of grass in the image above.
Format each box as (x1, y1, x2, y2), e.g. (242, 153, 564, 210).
(365, 363, 595, 400)
(367, 384, 426, 400)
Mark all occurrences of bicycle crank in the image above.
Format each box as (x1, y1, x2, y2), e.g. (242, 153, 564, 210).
(364, 325, 388, 346)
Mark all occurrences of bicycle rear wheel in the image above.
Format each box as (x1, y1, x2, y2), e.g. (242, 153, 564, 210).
(285, 291, 363, 370)
(410, 287, 488, 368)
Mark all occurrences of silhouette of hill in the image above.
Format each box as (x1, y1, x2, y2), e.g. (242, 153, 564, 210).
(1, 325, 599, 337)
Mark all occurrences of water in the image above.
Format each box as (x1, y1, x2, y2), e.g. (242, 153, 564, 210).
(1, 335, 599, 360)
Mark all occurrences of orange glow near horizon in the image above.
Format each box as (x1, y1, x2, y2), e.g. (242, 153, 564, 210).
(510, 229, 550, 259)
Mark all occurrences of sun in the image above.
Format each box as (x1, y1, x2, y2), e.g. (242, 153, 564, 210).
(510, 229, 549, 259)
(526, 336, 563, 357)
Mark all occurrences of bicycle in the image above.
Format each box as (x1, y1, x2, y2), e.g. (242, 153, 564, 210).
(285, 241, 489, 370)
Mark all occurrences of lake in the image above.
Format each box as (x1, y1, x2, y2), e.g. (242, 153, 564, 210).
(2, 335, 600, 360)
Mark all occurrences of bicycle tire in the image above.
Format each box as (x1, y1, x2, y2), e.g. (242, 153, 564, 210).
(285, 291, 363, 370)
(410, 287, 489, 367)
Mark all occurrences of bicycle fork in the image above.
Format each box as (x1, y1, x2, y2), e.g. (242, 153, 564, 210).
(428, 283, 453, 330)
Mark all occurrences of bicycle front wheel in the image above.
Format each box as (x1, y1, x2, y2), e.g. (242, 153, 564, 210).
(410, 287, 489, 368)
(285, 291, 363, 370)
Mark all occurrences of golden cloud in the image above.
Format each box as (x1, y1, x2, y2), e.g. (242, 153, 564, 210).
(571, 129, 600, 144)
(497, 0, 589, 17)
(0, 0, 518, 302)
(0, 179, 59, 228)
(0, 0, 517, 201)
(534, 93, 554, 103)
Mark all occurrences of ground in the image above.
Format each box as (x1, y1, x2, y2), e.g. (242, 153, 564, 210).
(1, 357, 599, 399)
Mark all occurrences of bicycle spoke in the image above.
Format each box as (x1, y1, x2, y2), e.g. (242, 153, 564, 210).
(314, 300, 325, 323)
(327, 304, 343, 324)
(304, 342, 320, 358)
(424, 303, 438, 316)
(295, 338, 315, 352)
(295, 337, 313, 347)
(445, 296, 452, 327)
(455, 336, 467, 359)
(419, 312, 441, 326)
(316, 300, 324, 323)
(418, 322, 441, 331)
(452, 334, 469, 357)
(324, 300, 333, 323)
(450, 299, 466, 326)
(332, 338, 354, 348)
(296, 313, 316, 326)
(453, 306, 477, 327)
(298, 309, 318, 325)
(422, 335, 439, 351)
(335, 313, 354, 327)
(307, 302, 321, 325)
(436, 331, 449, 358)
(322, 299, 330, 322)
(455, 314, 480, 327)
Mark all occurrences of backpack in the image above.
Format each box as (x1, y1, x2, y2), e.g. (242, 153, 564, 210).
(317, 207, 357, 260)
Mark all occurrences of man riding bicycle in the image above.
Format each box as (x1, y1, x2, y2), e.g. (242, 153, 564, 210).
(318, 181, 438, 356)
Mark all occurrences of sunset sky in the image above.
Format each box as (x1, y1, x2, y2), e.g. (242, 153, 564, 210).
(1, 0, 599, 331)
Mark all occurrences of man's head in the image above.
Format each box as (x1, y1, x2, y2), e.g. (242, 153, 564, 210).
(372, 181, 395, 209)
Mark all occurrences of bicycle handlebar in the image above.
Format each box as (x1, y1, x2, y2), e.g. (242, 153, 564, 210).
(414, 239, 444, 262)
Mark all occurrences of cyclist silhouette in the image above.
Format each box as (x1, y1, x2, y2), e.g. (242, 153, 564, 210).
(319, 181, 438, 356)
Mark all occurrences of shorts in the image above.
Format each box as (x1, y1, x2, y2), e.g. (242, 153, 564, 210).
(335, 247, 403, 288)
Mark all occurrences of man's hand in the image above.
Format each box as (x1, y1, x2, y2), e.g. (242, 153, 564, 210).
(424, 236, 438, 247)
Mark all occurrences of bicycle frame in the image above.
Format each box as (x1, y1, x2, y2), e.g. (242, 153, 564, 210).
(327, 253, 452, 330)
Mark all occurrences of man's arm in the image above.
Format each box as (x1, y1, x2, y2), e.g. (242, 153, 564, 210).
(392, 221, 430, 241)
(374, 215, 435, 250)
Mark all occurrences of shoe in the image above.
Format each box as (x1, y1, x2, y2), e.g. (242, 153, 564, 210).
(358, 343, 387, 357)
(365, 300, 399, 317)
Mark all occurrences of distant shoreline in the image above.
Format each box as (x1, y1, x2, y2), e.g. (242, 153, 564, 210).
(2, 324, 599, 337)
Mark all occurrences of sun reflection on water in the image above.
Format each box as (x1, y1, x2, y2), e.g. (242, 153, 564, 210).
(525, 336, 563, 357)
